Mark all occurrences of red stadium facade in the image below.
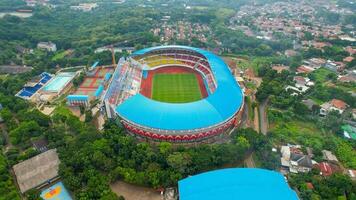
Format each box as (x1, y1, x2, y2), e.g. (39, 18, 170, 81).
(121, 107, 244, 142)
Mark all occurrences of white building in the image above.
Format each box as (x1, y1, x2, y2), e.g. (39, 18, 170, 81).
(37, 42, 57, 52)
(70, 3, 98, 12)
(285, 76, 314, 96)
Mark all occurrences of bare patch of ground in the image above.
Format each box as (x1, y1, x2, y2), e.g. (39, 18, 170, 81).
(110, 181, 162, 200)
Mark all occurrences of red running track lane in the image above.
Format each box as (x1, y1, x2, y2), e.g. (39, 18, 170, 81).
(140, 66, 208, 99)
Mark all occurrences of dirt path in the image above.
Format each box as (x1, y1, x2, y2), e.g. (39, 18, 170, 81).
(244, 152, 256, 168)
(253, 107, 260, 132)
(259, 99, 269, 135)
(110, 181, 162, 200)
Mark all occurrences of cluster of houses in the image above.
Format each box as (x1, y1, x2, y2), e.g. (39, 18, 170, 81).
(294, 49, 355, 83)
(296, 58, 347, 74)
(151, 20, 213, 44)
(230, 1, 354, 45)
(279, 144, 356, 180)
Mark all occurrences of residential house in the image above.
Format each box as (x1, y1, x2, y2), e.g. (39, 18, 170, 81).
(296, 65, 315, 74)
(289, 153, 313, 173)
(320, 99, 348, 116)
(347, 169, 356, 180)
(322, 150, 339, 163)
(316, 162, 334, 176)
(285, 76, 314, 96)
(338, 71, 356, 83)
(345, 46, 356, 55)
(285, 49, 298, 57)
(303, 58, 326, 69)
(312, 41, 331, 49)
(324, 60, 345, 72)
(272, 65, 290, 73)
(280, 145, 313, 173)
(343, 56, 354, 63)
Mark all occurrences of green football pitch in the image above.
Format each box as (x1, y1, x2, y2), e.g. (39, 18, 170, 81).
(152, 73, 202, 103)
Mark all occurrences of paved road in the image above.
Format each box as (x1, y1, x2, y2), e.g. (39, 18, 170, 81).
(259, 99, 269, 135)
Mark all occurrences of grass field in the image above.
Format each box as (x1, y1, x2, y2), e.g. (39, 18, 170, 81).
(152, 73, 202, 103)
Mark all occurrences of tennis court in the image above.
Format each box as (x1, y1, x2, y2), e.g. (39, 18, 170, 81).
(40, 182, 72, 200)
(152, 73, 202, 103)
(80, 77, 102, 88)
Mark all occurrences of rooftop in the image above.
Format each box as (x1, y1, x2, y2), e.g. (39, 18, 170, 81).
(116, 46, 243, 131)
(13, 149, 60, 193)
(178, 168, 299, 200)
(330, 99, 348, 110)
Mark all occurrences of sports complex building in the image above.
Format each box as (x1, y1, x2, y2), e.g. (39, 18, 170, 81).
(104, 45, 244, 142)
(67, 62, 114, 107)
(16, 72, 76, 103)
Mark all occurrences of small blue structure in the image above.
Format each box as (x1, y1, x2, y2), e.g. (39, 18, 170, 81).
(178, 168, 299, 200)
(91, 61, 99, 69)
(104, 73, 112, 81)
(67, 95, 89, 106)
(94, 85, 104, 97)
(142, 70, 148, 79)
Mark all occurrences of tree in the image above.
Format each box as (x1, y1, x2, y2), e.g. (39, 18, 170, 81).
(25, 189, 41, 200)
(85, 110, 93, 122)
(235, 136, 250, 149)
(167, 152, 192, 174)
(323, 111, 343, 133)
(9, 121, 41, 145)
(294, 102, 309, 116)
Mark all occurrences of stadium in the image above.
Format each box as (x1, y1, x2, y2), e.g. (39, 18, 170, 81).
(104, 45, 244, 142)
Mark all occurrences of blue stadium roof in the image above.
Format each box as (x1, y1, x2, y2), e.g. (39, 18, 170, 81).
(116, 46, 243, 131)
(179, 168, 299, 200)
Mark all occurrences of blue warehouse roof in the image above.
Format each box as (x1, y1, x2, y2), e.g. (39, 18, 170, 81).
(179, 168, 299, 200)
(115, 45, 244, 131)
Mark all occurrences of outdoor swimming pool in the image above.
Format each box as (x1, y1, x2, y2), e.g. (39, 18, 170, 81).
(42, 73, 75, 92)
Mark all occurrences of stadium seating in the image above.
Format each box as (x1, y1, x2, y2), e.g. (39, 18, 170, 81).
(135, 50, 217, 94)
(104, 59, 143, 105)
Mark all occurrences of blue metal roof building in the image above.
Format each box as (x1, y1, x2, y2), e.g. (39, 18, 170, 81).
(179, 168, 299, 200)
(115, 46, 243, 131)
